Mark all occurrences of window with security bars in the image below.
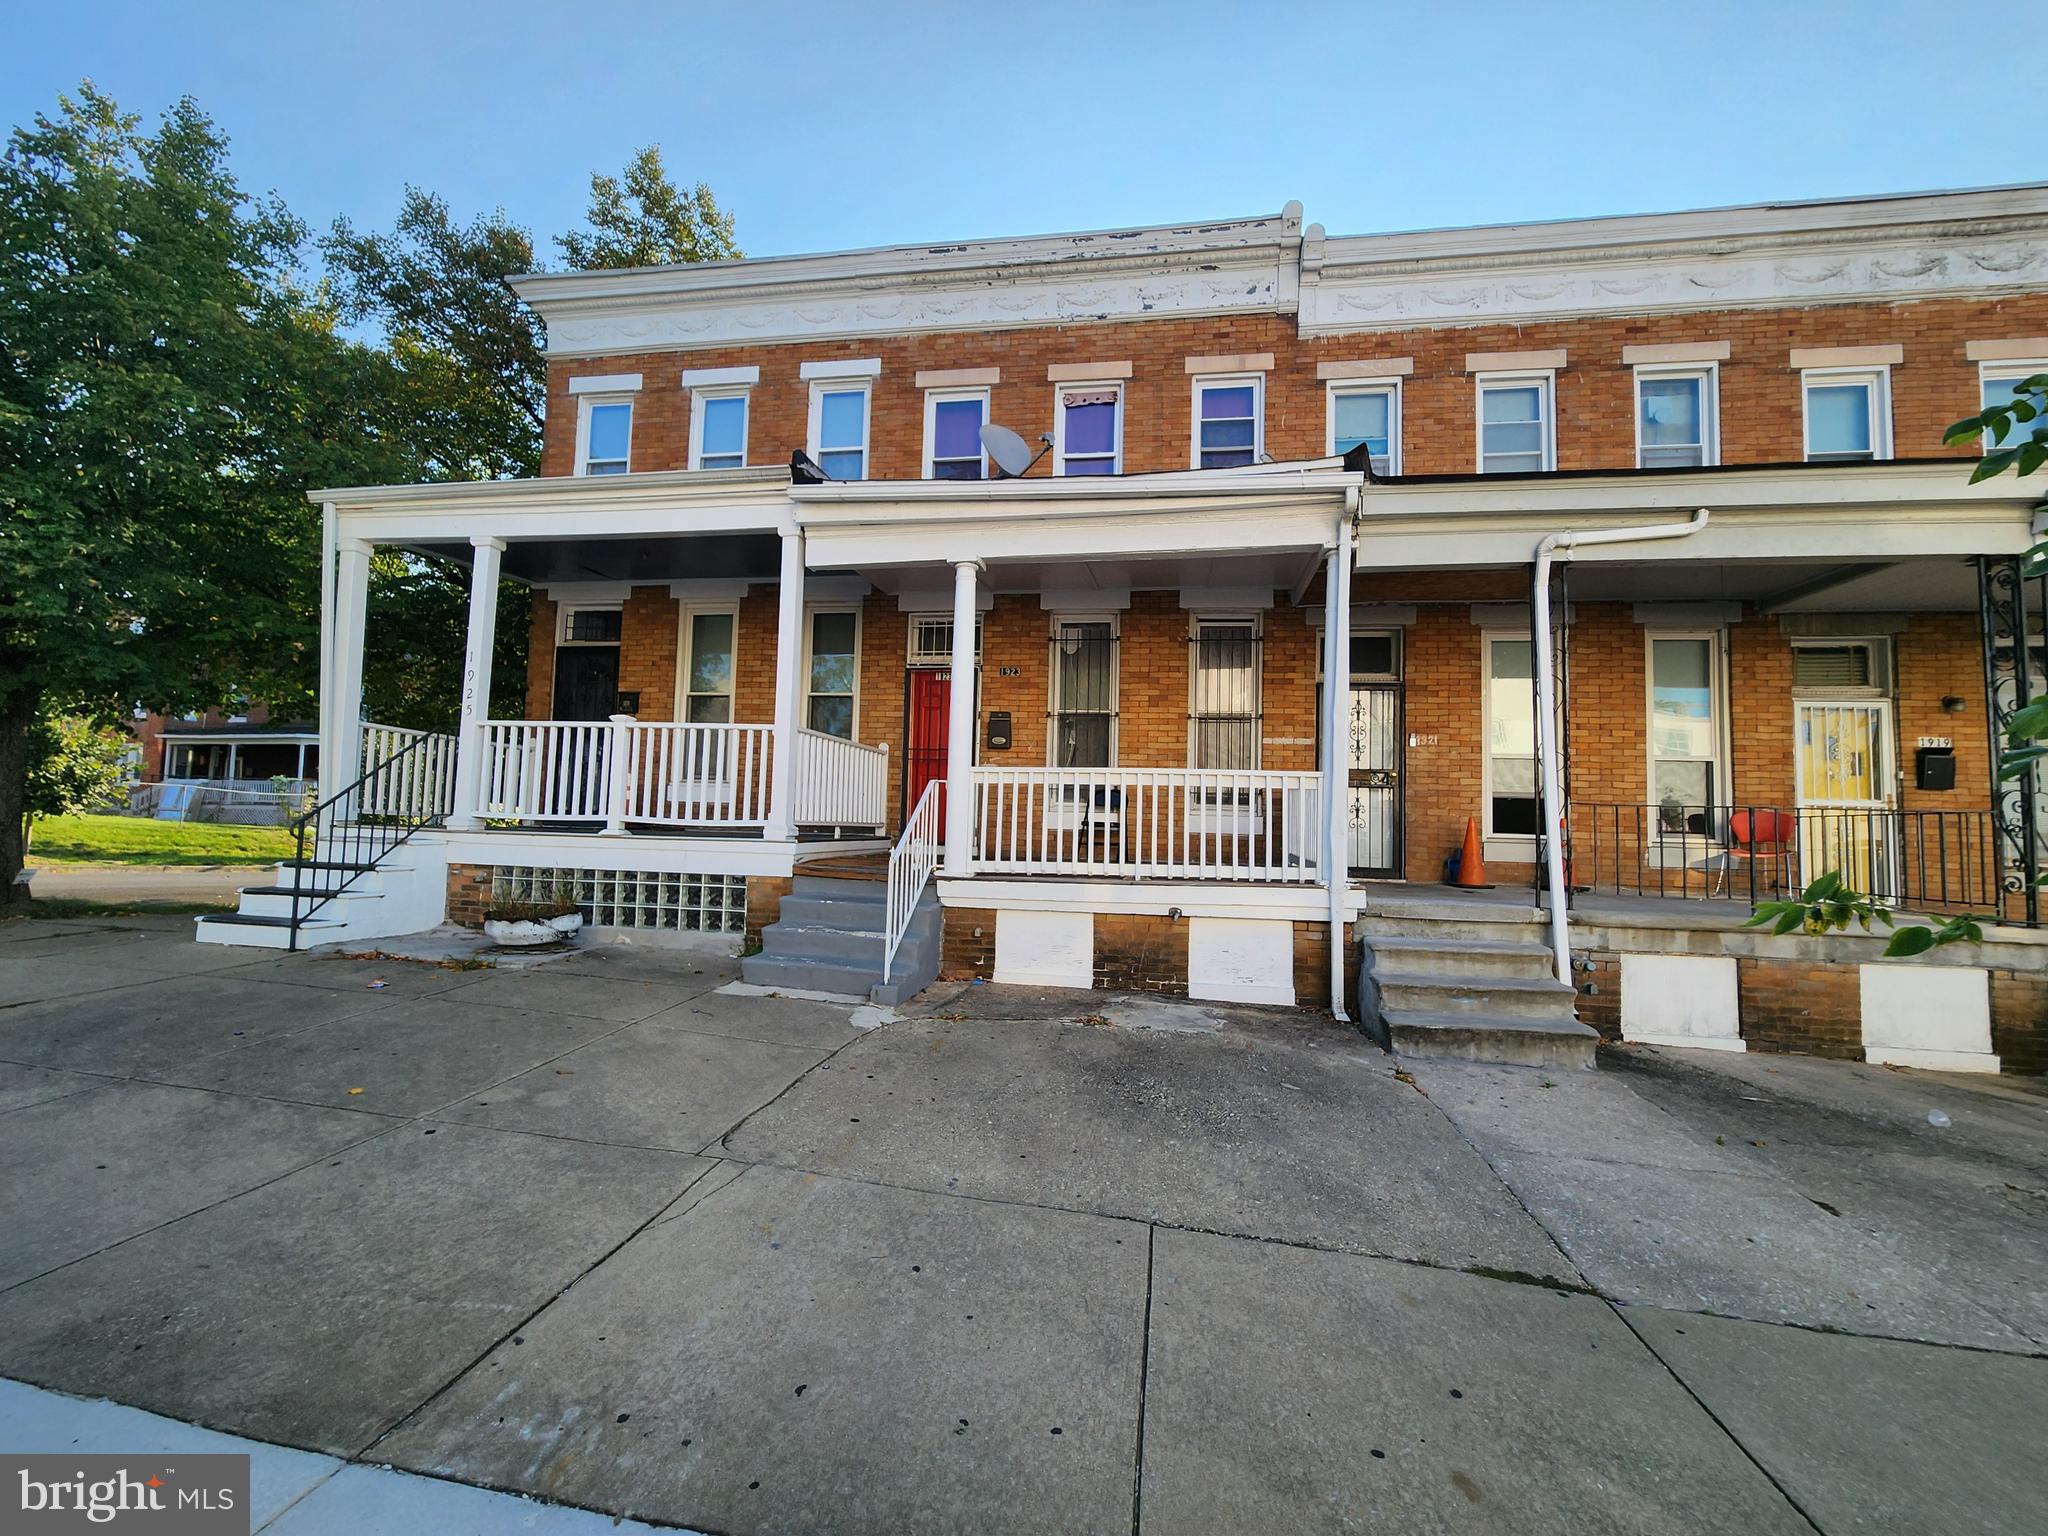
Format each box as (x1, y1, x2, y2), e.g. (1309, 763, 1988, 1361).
(492, 866, 747, 934)
(1190, 620, 1262, 768)
(1791, 640, 1888, 691)
(1049, 620, 1117, 766)
(908, 615, 982, 666)
(562, 607, 622, 643)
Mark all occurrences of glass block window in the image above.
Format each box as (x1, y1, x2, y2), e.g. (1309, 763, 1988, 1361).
(492, 866, 747, 934)
(1195, 378, 1260, 469)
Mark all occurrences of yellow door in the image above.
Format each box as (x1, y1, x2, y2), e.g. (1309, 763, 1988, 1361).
(1795, 701, 1896, 896)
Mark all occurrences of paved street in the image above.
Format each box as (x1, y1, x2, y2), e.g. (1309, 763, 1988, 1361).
(0, 913, 2043, 1533)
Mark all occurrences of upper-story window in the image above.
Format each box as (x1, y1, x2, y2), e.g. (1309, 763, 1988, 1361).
(683, 366, 756, 471)
(690, 392, 748, 470)
(1328, 382, 1400, 475)
(576, 400, 633, 476)
(1980, 361, 2048, 453)
(924, 389, 988, 480)
(801, 359, 881, 481)
(569, 373, 641, 477)
(1055, 384, 1122, 475)
(1192, 376, 1262, 469)
(1636, 367, 1718, 468)
(1803, 368, 1892, 461)
(1476, 375, 1554, 474)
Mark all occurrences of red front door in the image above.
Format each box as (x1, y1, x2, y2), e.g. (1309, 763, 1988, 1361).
(908, 668, 951, 816)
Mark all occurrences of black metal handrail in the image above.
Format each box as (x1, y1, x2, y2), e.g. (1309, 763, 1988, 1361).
(286, 732, 447, 950)
(1562, 802, 2021, 922)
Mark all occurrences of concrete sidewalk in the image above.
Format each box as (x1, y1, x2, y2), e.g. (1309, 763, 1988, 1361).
(24, 863, 256, 905)
(1, 916, 2043, 1532)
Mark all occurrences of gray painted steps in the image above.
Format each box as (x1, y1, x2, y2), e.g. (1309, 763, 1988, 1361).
(743, 873, 941, 1007)
(1381, 1008, 1599, 1071)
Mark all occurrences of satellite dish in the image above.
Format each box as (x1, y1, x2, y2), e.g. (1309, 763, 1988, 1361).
(981, 423, 1033, 478)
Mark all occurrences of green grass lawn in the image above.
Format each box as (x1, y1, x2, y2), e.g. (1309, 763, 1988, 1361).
(28, 813, 295, 867)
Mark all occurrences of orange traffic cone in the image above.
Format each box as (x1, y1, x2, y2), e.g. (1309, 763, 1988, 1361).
(1450, 815, 1493, 888)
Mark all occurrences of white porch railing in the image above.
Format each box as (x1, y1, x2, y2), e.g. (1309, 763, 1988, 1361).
(793, 728, 889, 831)
(971, 767, 1324, 881)
(884, 780, 943, 983)
(480, 719, 774, 828)
(359, 722, 459, 821)
(615, 721, 775, 827)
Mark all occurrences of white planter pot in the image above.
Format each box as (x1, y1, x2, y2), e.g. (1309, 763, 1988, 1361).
(549, 912, 585, 938)
(484, 916, 576, 948)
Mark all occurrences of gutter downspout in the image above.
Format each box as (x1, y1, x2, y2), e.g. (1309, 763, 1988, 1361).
(1325, 491, 1359, 1021)
(1533, 509, 1710, 985)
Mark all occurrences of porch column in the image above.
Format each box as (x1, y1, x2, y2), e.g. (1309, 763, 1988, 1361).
(445, 535, 505, 831)
(1321, 521, 1354, 1023)
(765, 529, 805, 841)
(316, 502, 336, 797)
(329, 537, 372, 812)
(943, 558, 981, 877)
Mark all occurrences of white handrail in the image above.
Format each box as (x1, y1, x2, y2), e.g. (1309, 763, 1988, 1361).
(359, 722, 459, 821)
(970, 766, 1323, 882)
(884, 779, 944, 983)
(793, 728, 889, 830)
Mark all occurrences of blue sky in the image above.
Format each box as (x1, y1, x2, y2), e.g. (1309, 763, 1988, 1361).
(4, 1, 2042, 263)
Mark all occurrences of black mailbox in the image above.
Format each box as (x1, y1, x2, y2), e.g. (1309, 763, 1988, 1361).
(1915, 746, 1956, 791)
(615, 691, 641, 715)
(985, 711, 1013, 751)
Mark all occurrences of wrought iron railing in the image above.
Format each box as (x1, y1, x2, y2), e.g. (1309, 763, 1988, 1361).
(1563, 802, 2022, 921)
(286, 732, 448, 949)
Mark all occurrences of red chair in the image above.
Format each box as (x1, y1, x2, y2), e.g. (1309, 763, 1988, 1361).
(1723, 809, 1798, 896)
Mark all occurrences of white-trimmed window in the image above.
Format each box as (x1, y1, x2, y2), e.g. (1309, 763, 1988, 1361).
(1802, 368, 1891, 461)
(689, 390, 749, 470)
(908, 614, 983, 664)
(1049, 615, 1118, 765)
(575, 398, 633, 476)
(1980, 361, 2048, 456)
(1476, 374, 1554, 473)
(924, 388, 989, 480)
(1192, 375, 1262, 469)
(1189, 615, 1261, 769)
(808, 383, 871, 480)
(1635, 366, 1718, 468)
(679, 607, 738, 723)
(1054, 384, 1122, 476)
(1328, 382, 1400, 474)
(804, 609, 860, 738)
(1483, 633, 1539, 839)
(1647, 632, 1726, 822)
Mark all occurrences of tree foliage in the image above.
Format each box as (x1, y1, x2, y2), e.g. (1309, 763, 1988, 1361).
(556, 145, 741, 269)
(24, 709, 130, 825)
(0, 85, 387, 906)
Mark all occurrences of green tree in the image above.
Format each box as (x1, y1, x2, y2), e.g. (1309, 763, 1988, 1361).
(0, 85, 380, 910)
(556, 145, 741, 269)
(21, 708, 130, 848)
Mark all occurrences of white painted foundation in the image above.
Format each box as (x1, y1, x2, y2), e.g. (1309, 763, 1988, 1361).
(1620, 953, 1744, 1051)
(1859, 964, 2000, 1073)
(1187, 917, 1295, 1006)
(994, 909, 1094, 989)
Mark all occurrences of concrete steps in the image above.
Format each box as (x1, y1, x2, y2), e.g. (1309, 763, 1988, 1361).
(742, 872, 940, 1006)
(1357, 900, 1598, 1070)
(194, 838, 448, 950)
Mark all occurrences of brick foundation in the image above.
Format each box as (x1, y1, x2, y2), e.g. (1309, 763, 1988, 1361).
(1091, 913, 1189, 996)
(940, 906, 997, 981)
(446, 863, 492, 927)
(744, 876, 791, 949)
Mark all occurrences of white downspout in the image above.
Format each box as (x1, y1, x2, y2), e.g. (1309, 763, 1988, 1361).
(1324, 492, 1358, 1021)
(1533, 508, 1710, 984)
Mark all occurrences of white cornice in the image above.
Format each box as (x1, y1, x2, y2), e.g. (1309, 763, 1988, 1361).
(515, 208, 1304, 356)
(1301, 186, 2048, 335)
